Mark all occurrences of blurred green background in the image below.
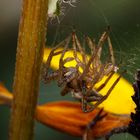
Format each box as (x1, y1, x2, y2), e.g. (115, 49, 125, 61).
(0, 0, 140, 139)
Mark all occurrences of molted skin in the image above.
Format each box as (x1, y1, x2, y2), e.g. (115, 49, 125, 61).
(42, 31, 120, 113)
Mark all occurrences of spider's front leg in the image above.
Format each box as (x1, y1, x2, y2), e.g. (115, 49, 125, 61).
(83, 108, 107, 140)
(81, 92, 103, 113)
(42, 38, 69, 83)
(42, 70, 60, 84)
(41, 47, 61, 83)
(80, 80, 100, 113)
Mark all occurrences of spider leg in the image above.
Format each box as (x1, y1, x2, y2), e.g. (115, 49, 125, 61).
(93, 74, 121, 109)
(85, 95, 103, 102)
(81, 80, 89, 112)
(84, 70, 121, 112)
(60, 85, 71, 96)
(97, 31, 108, 57)
(83, 108, 107, 140)
(87, 61, 115, 94)
(95, 31, 109, 71)
(58, 67, 78, 87)
(86, 36, 97, 75)
(42, 39, 68, 83)
(82, 90, 103, 112)
(56, 35, 72, 85)
(80, 80, 102, 112)
(58, 51, 77, 86)
(80, 28, 110, 80)
(88, 108, 107, 126)
(96, 71, 115, 92)
(42, 70, 60, 84)
(80, 66, 104, 112)
(57, 34, 82, 87)
(73, 32, 88, 65)
(107, 36, 115, 65)
(62, 57, 75, 67)
(58, 53, 79, 86)
(86, 64, 106, 95)
(105, 126, 128, 140)
(72, 32, 86, 70)
(86, 36, 96, 55)
(81, 97, 89, 113)
(79, 31, 108, 81)
(103, 63, 115, 76)
(79, 52, 96, 81)
(59, 35, 71, 71)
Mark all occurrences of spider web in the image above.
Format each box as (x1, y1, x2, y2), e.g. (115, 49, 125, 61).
(47, 0, 140, 83)
(42, 0, 140, 140)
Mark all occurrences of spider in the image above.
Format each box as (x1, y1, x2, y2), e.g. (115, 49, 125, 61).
(42, 29, 121, 112)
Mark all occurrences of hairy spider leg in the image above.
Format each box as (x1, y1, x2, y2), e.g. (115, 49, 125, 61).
(97, 31, 108, 58)
(96, 32, 116, 77)
(86, 36, 96, 56)
(72, 32, 86, 70)
(58, 35, 77, 86)
(81, 79, 89, 112)
(83, 31, 116, 99)
(83, 66, 120, 113)
(79, 61, 108, 112)
(107, 36, 115, 65)
(87, 64, 107, 93)
(83, 74, 121, 113)
(93, 31, 108, 72)
(73, 32, 88, 65)
(59, 35, 71, 70)
(85, 72, 115, 103)
(79, 31, 108, 81)
(81, 65, 107, 112)
(93, 74, 121, 109)
(92, 35, 116, 86)
(100, 35, 116, 75)
(100, 36, 116, 76)
(82, 32, 115, 111)
(83, 108, 107, 140)
(96, 71, 115, 92)
(42, 37, 70, 83)
(86, 36, 97, 74)
(72, 33, 99, 112)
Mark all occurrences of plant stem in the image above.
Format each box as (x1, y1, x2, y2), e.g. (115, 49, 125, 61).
(9, 0, 48, 140)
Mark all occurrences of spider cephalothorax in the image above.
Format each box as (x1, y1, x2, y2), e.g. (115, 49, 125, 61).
(42, 29, 120, 112)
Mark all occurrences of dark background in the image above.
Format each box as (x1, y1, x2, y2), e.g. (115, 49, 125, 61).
(0, 0, 140, 139)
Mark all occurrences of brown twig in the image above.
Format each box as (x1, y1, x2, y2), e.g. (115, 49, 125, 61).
(9, 0, 48, 140)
